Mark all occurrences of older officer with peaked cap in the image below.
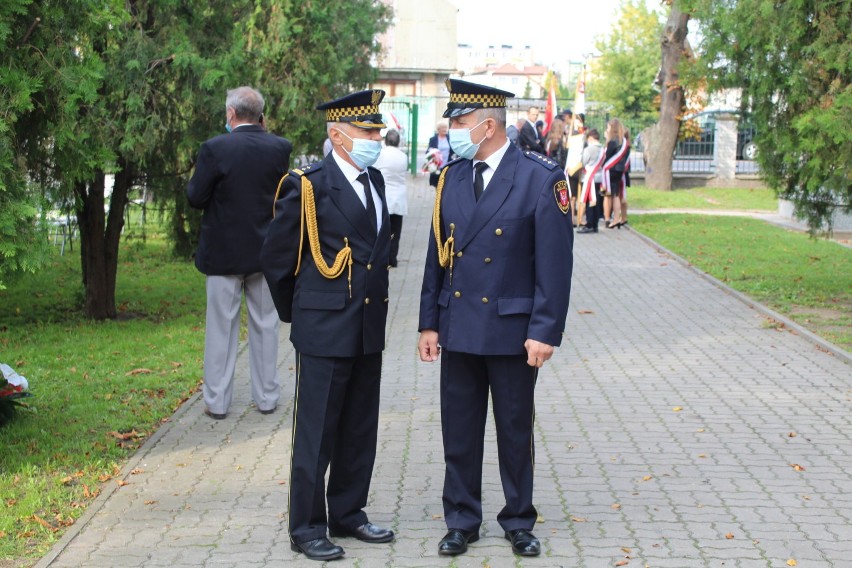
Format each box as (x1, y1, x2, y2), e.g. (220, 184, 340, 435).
(418, 79, 574, 558)
(261, 89, 393, 561)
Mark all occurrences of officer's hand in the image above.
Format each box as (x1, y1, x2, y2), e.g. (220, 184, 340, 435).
(418, 330, 441, 362)
(524, 339, 554, 368)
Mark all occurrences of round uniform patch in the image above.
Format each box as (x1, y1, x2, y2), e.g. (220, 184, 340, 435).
(553, 179, 571, 215)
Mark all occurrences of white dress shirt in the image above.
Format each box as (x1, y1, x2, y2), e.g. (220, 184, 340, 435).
(332, 149, 383, 231)
(471, 138, 511, 193)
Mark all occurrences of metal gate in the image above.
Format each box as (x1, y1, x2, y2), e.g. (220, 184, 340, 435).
(382, 99, 419, 174)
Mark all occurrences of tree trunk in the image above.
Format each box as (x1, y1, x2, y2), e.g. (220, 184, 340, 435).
(170, 186, 197, 259)
(644, 1, 690, 191)
(75, 160, 130, 320)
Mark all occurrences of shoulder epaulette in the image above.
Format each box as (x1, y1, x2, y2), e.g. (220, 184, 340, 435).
(523, 150, 559, 170)
(440, 157, 466, 173)
(290, 161, 323, 177)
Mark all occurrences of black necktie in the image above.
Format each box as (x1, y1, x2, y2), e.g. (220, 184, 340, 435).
(357, 172, 377, 234)
(473, 162, 488, 201)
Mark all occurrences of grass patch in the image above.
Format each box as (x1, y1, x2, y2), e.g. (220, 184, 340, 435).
(633, 214, 852, 351)
(0, 230, 206, 562)
(629, 186, 777, 211)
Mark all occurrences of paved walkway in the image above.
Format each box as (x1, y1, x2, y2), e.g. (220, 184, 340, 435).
(38, 176, 851, 568)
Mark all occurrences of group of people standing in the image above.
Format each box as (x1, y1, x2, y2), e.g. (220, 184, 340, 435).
(186, 81, 574, 562)
(574, 118, 631, 233)
(531, 109, 631, 233)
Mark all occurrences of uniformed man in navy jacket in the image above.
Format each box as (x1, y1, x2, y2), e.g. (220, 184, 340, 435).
(261, 90, 393, 562)
(418, 79, 574, 558)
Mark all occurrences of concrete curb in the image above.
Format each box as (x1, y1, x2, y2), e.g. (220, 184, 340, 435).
(627, 225, 852, 366)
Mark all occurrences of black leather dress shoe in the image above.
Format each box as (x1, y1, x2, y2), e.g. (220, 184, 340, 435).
(505, 529, 541, 556)
(290, 537, 344, 561)
(438, 529, 479, 556)
(257, 406, 276, 415)
(329, 522, 394, 543)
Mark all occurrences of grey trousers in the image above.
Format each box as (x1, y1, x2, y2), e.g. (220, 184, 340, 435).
(203, 273, 280, 414)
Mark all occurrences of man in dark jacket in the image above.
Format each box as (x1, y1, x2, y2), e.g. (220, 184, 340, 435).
(187, 86, 291, 420)
(261, 89, 394, 561)
(418, 79, 574, 559)
(518, 106, 544, 153)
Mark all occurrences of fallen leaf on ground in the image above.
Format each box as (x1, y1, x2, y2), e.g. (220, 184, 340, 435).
(789, 463, 806, 471)
(125, 368, 153, 376)
(571, 516, 587, 522)
(672, 406, 683, 412)
(32, 515, 57, 531)
(130, 468, 144, 475)
(536, 514, 545, 523)
(788, 431, 797, 437)
(641, 475, 653, 482)
(144, 500, 158, 505)
(432, 514, 443, 520)
(621, 547, 632, 553)
(725, 532, 734, 539)
(578, 309, 594, 314)
(615, 561, 629, 567)
(108, 430, 141, 441)
(612, 503, 621, 509)
(116, 480, 129, 487)
(787, 560, 797, 567)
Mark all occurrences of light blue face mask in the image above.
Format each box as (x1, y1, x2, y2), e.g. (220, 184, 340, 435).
(448, 119, 488, 160)
(337, 129, 382, 169)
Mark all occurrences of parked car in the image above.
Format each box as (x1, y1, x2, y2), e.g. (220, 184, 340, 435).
(738, 125, 757, 160)
(675, 111, 757, 160)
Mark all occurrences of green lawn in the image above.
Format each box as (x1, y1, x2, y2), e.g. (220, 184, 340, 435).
(0, 232, 206, 562)
(632, 214, 852, 351)
(628, 186, 778, 211)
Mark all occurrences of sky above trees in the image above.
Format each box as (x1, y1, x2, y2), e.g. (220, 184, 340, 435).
(454, 0, 668, 65)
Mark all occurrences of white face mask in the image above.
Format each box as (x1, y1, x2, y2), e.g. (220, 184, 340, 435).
(447, 119, 488, 160)
(336, 129, 382, 169)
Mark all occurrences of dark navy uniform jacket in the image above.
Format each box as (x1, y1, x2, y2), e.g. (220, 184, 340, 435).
(261, 155, 391, 358)
(187, 124, 292, 275)
(419, 142, 574, 355)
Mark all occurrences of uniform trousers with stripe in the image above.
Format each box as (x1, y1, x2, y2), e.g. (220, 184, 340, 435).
(288, 352, 382, 544)
(440, 351, 538, 533)
(203, 273, 279, 414)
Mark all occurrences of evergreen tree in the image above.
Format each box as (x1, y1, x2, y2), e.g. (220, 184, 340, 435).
(685, 0, 851, 231)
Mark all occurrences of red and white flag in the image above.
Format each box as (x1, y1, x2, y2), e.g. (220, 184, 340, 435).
(542, 75, 557, 135)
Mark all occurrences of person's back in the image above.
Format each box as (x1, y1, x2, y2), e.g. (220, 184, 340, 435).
(374, 129, 409, 266)
(374, 135, 408, 197)
(188, 127, 291, 275)
(186, 85, 292, 420)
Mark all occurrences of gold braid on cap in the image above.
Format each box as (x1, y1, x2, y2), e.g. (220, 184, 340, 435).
(431, 166, 456, 283)
(293, 175, 353, 298)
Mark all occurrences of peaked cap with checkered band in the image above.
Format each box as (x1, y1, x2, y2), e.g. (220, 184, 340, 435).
(316, 89, 386, 129)
(443, 79, 515, 118)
